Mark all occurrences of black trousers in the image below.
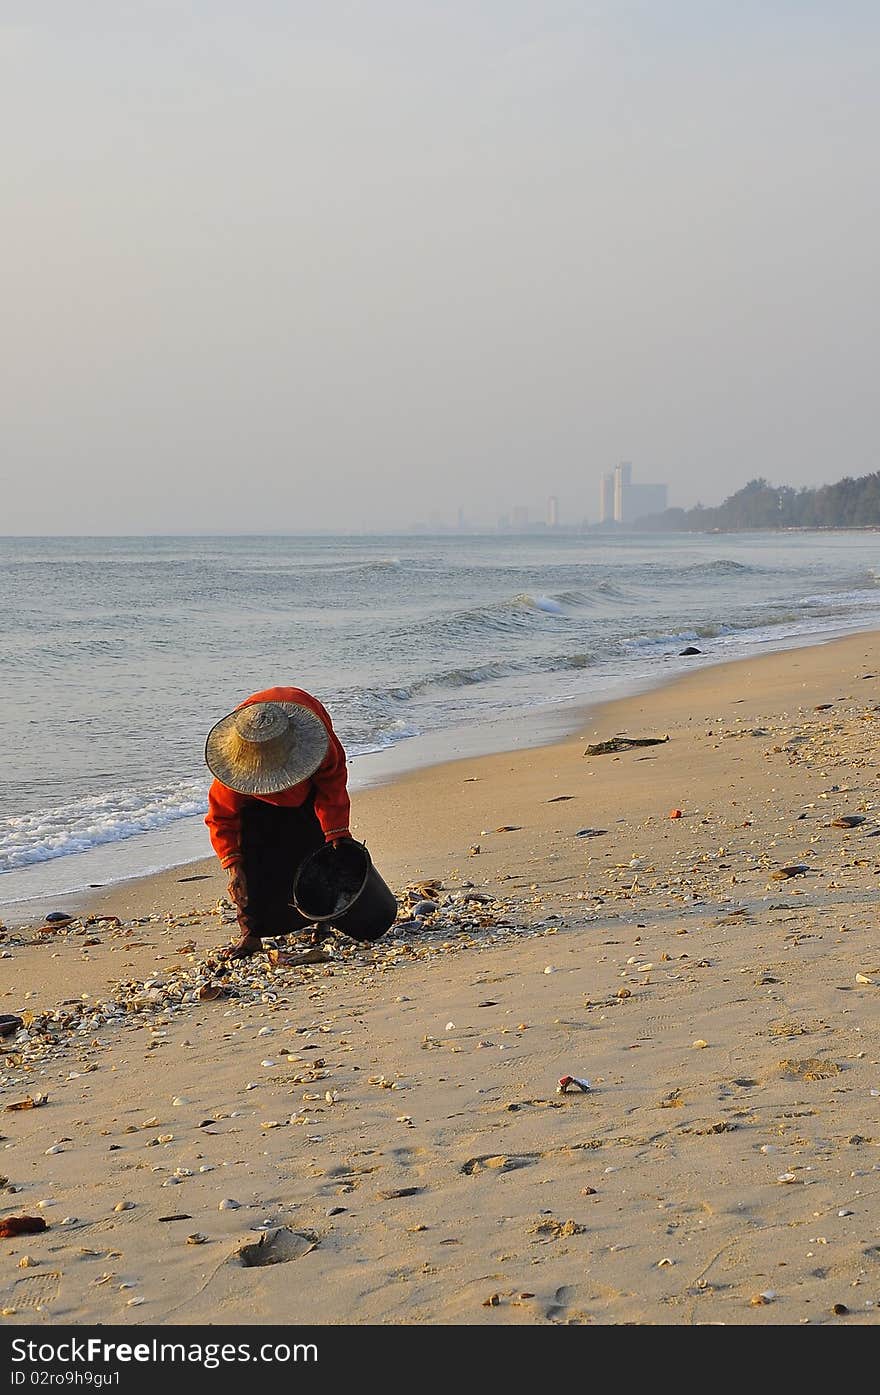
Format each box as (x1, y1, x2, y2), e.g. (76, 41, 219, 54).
(238, 796, 326, 939)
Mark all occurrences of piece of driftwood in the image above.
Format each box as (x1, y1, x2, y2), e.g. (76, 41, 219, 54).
(584, 735, 669, 756)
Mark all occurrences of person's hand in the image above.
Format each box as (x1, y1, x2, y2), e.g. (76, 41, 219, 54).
(226, 861, 248, 908)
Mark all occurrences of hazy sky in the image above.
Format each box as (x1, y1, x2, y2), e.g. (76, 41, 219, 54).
(2, 2, 878, 533)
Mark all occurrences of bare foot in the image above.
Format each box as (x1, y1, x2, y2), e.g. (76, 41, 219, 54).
(219, 934, 262, 960)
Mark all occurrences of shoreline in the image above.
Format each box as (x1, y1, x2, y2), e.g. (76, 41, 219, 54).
(5, 597, 880, 913)
(3, 624, 876, 931)
(5, 614, 879, 925)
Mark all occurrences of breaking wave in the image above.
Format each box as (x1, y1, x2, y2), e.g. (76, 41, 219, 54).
(0, 782, 208, 873)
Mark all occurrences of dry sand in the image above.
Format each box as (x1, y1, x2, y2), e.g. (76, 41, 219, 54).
(4, 632, 880, 1326)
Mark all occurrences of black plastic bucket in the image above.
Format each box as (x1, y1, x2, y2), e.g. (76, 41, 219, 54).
(292, 840, 397, 943)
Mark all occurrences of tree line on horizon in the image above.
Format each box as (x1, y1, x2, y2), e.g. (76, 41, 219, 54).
(633, 472, 880, 531)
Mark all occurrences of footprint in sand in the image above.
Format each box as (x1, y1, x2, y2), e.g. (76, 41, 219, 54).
(546, 1284, 576, 1322)
(7, 1269, 63, 1312)
(460, 1153, 537, 1175)
(643, 1013, 679, 1033)
(235, 1228, 317, 1268)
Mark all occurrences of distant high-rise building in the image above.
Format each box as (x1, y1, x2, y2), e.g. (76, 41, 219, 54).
(613, 461, 632, 522)
(599, 472, 615, 523)
(602, 462, 668, 525)
(546, 496, 559, 529)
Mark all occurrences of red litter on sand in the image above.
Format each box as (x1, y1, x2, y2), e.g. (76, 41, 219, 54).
(0, 1216, 48, 1238)
(669, 808, 683, 819)
(557, 1075, 591, 1094)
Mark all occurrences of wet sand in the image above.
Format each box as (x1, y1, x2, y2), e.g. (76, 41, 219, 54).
(3, 631, 880, 1325)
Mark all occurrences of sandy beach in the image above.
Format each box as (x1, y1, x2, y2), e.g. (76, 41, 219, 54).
(4, 631, 880, 1326)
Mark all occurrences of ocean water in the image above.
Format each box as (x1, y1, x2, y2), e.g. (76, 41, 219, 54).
(2, 530, 880, 903)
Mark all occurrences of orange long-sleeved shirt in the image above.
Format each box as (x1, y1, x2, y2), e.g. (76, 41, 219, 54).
(205, 687, 351, 868)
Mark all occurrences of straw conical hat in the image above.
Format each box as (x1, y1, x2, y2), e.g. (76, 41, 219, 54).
(205, 700, 329, 796)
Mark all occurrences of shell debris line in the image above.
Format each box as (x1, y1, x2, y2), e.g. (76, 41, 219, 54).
(4, 639, 880, 1325)
(0, 882, 559, 1086)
